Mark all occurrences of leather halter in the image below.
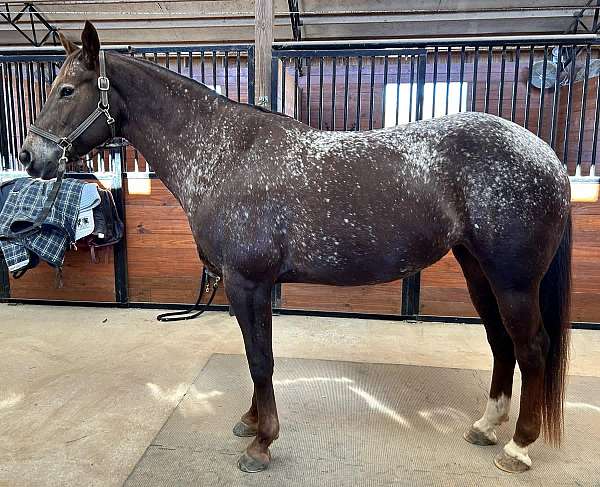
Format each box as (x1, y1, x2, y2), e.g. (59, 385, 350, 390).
(29, 50, 116, 172)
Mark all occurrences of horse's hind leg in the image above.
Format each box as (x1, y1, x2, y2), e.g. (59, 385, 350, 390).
(490, 283, 548, 473)
(225, 271, 279, 473)
(453, 246, 515, 446)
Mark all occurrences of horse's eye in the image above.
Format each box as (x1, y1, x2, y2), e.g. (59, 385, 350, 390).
(60, 86, 74, 98)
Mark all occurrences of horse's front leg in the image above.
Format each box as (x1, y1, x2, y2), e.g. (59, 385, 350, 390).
(225, 271, 279, 473)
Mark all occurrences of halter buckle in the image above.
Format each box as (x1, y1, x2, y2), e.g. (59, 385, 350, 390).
(97, 76, 110, 91)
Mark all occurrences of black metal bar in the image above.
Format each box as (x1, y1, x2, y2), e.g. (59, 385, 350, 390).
(111, 146, 129, 304)
(537, 46, 549, 137)
(395, 54, 401, 126)
(562, 45, 578, 167)
(432, 47, 438, 117)
(26, 62, 35, 126)
(484, 46, 493, 113)
(39, 61, 47, 105)
(212, 50, 217, 90)
(368, 56, 376, 129)
(458, 46, 465, 112)
(28, 6, 37, 46)
(6, 62, 18, 166)
(381, 55, 388, 127)
(524, 45, 535, 129)
(236, 51, 241, 102)
(294, 57, 299, 118)
(176, 51, 181, 73)
(271, 55, 279, 111)
(416, 53, 426, 121)
(224, 50, 229, 98)
(247, 46, 255, 105)
(510, 46, 520, 122)
(306, 57, 311, 125)
(576, 44, 592, 174)
(355, 56, 362, 130)
(445, 47, 452, 115)
(0, 63, 10, 170)
(318, 56, 324, 129)
(550, 45, 563, 149)
(470, 46, 479, 113)
(35, 61, 43, 116)
(331, 56, 337, 129)
(287, 0, 302, 42)
(16, 62, 26, 147)
(498, 45, 506, 117)
(273, 35, 599, 51)
(409, 55, 415, 121)
(343, 56, 349, 130)
(401, 274, 421, 316)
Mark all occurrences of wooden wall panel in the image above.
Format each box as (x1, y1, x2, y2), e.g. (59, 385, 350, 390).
(420, 252, 476, 318)
(124, 178, 228, 305)
(8, 180, 116, 302)
(8, 248, 115, 302)
(281, 281, 402, 314)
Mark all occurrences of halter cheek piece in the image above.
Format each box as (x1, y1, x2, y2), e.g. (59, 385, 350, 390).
(14, 51, 116, 239)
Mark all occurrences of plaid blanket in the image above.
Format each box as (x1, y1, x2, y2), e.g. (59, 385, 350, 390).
(0, 178, 85, 271)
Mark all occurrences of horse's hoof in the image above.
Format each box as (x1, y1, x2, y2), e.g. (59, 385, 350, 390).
(233, 421, 258, 437)
(494, 451, 531, 473)
(463, 426, 497, 446)
(237, 450, 271, 473)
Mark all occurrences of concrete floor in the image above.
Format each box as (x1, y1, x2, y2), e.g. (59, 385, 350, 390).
(0, 304, 599, 487)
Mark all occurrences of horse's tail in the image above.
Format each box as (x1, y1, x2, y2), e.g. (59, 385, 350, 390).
(539, 210, 572, 446)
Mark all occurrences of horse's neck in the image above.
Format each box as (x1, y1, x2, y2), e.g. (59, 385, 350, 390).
(111, 54, 231, 209)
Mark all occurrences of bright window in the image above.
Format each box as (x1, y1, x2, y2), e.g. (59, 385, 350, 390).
(384, 82, 468, 127)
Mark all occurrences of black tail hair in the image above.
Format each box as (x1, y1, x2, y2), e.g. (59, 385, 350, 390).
(539, 211, 572, 446)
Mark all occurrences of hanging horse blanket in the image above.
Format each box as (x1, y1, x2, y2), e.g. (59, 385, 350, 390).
(0, 178, 86, 272)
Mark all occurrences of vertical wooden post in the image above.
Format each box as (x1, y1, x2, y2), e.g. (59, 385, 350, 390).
(255, 0, 274, 107)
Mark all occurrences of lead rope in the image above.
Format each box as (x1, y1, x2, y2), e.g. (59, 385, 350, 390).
(157, 268, 221, 322)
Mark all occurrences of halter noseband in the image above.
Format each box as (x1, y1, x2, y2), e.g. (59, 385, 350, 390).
(28, 50, 116, 169)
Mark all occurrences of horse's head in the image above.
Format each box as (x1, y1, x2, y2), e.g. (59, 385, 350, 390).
(20, 21, 117, 179)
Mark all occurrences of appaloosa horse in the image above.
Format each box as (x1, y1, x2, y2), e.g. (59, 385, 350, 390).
(20, 22, 572, 474)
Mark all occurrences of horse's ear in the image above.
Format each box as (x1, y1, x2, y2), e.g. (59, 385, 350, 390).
(58, 32, 78, 55)
(80, 20, 100, 69)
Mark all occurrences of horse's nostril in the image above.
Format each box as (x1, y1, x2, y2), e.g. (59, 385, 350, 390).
(18, 150, 31, 167)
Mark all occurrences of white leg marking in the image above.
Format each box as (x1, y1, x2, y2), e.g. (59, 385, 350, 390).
(503, 439, 532, 467)
(472, 394, 511, 442)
